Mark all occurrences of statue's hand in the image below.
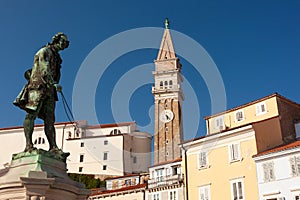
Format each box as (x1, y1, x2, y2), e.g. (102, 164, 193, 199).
(54, 84, 62, 92)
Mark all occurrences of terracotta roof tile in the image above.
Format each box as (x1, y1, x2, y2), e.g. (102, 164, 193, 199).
(150, 157, 182, 168)
(254, 140, 300, 157)
(90, 183, 147, 196)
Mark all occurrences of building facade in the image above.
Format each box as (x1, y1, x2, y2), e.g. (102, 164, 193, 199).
(88, 174, 148, 200)
(181, 93, 300, 200)
(0, 121, 152, 178)
(147, 158, 184, 200)
(254, 140, 300, 200)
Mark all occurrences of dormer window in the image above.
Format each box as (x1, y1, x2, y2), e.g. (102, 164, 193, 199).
(256, 102, 267, 115)
(235, 109, 245, 122)
(215, 116, 225, 131)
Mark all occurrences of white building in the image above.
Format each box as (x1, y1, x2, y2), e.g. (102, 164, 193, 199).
(88, 173, 148, 200)
(253, 140, 300, 200)
(0, 121, 152, 178)
(146, 158, 184, 200)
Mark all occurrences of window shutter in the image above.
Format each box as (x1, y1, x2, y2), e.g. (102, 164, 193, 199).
(204, 187, 209, 200)
(290, 157, 297, 176)
(296, 156, 300, 176)
(199, 152, 207, 168)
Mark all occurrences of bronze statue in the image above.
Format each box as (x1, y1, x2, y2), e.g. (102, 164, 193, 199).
(14, 32, 69, 153)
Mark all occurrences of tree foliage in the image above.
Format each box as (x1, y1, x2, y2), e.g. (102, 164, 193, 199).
(68, 173, 106, 189)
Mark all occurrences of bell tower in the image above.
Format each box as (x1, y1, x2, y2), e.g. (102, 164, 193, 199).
(152, 19, 184, 164)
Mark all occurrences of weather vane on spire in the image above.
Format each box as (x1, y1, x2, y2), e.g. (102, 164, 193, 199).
(165, 18, 169, 29)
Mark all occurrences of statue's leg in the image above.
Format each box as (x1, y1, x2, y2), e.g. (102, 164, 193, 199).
(43, 98, 58, 151)
(23, 113, 37, 152)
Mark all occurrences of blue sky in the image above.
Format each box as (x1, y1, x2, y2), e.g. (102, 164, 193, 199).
(0, 1, 300, 140)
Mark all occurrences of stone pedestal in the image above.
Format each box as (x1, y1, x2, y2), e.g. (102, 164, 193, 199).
(0, 149, 90, 200)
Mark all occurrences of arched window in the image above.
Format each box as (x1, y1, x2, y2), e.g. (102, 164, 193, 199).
(160, 81, 163, 89)
(34, 137, 45, 145)
(110, 129, 121, 135)
(169, 80, 173, 88)
(164, 81, 168, 89)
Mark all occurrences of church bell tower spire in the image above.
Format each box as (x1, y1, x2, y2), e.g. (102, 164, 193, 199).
(152, 19, 184, 165)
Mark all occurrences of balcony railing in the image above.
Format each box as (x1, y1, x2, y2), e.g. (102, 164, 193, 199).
(148, 174, 183, 189)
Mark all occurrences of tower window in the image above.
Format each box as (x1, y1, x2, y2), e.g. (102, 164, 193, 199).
(164, 81, 168, 89)
(80, 142, 84, 147)
(103, 165, 107, 170)
(169, 80, 173, 88)
(160, 81, 163, 89)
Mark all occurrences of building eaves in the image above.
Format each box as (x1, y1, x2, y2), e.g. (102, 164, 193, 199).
(204, 92, 300, 120)
(253, 140, 300, 158)
(90, 183, 147, 197)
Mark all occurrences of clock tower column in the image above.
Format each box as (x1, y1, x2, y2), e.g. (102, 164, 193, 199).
(152, 19, 184, 165)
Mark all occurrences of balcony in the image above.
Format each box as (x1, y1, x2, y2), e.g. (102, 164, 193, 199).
(148, 174, 183, 189)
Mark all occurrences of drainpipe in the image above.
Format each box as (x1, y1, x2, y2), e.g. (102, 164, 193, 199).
(181, 145, 189, 200)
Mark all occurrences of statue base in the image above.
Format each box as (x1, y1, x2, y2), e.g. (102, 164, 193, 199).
(0, 149, 90, 199)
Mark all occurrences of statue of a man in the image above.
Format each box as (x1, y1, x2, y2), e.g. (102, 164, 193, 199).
(14, 32, 69, 152)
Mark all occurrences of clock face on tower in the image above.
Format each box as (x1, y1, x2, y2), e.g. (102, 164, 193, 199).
(159, 109, 174, 123)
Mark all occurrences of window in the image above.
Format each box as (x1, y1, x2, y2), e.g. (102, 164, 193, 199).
(198, 152, 208, 169)
(160, 81, 163, 89)
(80, 142, 84, 147)
(169, 190, 176, 200)
(199, 185, 210, 200)
(104, 140, 108, 145)
(290, 156, 300, 176)
(125, 179, 132, 186)
(229, 143, 241, 162)
(133, 156, 137, 163)
(34, 137, 45, 145)
(156, 169, 164, 182)
(263, 162, 275, 182)
(103, 165, 107, 170)
(169, 80, 173, 88)
(235, 110, 244, 122)
(230, 178, 244, 200)
(79, 167, 83, 172)
(164, 81, 168, 89)
(110, 129, 121, 135)
(256, 102, 267, 115)
(153, 193, 160, 200)
(68, 131, 72, 139)
(79, 154, 84, 162)
(103, 152, 108, 160)
(215, 116, 224, 130)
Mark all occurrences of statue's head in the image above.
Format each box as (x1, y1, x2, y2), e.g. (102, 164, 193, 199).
(52, 32, 69, 50)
